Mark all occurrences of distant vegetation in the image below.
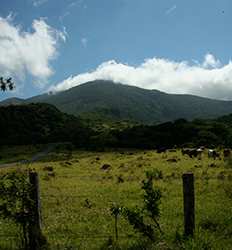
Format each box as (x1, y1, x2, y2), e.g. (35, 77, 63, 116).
(111, 117, 232, 149)
(1, 102, 232, 149)
(2, 80, 232, 124)
(0, 103, 92, 146)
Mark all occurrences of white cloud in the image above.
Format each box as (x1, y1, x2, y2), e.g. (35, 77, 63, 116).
(50, 54, 232, 100)
(165, 5, 177, 15)
(203, 53, 221, 68)
(0, 16, 65, 84)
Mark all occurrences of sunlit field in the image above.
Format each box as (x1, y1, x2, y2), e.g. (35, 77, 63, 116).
(0, 145, 232, 250)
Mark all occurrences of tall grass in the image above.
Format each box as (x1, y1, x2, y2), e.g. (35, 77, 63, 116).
(0, 147, 231, 249)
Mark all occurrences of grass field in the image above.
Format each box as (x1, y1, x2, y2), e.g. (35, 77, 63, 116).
(0, 145, 45, 164)
(0, 145, 232, 249)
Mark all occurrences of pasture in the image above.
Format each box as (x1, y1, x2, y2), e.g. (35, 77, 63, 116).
(0, 145, 232, 250)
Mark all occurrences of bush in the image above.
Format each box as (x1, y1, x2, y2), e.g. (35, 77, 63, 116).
(0, 171, 32, 247)
(145, 169, 163, 180)
(0, 170, 48, 249)
(110, 173, 163, 244)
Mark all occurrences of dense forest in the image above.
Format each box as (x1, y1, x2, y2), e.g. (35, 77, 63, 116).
(1, 103, 232, 149)
(111, 118, 232, 149)
(0, 103, 92, 146)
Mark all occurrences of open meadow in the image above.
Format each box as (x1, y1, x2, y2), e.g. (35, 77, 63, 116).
(0, 145, 232, 250)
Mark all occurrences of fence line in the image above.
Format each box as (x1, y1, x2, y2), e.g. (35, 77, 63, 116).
(0, 171, 196, 246)
(0, 234, 141, 239)
(40, 195, 146, 199)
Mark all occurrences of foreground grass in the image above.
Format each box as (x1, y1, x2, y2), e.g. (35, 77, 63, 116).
(0, 146, 232, 249)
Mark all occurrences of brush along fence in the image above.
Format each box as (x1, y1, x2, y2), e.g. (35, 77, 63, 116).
(0, 171, 195, 249)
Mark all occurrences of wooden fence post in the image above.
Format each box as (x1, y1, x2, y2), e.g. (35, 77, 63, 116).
(182, 173, 195, 237)
(28, 171, 42, 250)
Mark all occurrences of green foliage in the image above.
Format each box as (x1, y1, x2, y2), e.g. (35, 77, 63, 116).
(0, 170, 48, 249)
(110, 203, 122, 218)
(0, 103, 93, 146)
(2, 96, 232, 149)
(0, 170, 31, 224)
(123, 207, 155, 241)
(0, 171, 32, 247)
(110, 204, 122, 241)
(3, 80, 232, 124)
(115, 174, 163, 243)
(145, 169, 163, 180)
(142, 176, 162, 226)
(113, 115, 232, 149)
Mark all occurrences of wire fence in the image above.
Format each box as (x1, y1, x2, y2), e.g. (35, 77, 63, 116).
(0, 193, 144, 243)
(0, 170, 199, 249)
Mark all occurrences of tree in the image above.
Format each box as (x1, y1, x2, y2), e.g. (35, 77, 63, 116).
(0, 77, 15, 91)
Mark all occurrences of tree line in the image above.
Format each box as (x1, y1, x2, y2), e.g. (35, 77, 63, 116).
(1, 102, 232, 149)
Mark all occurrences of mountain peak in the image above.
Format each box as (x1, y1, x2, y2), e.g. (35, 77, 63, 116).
(1, 80, 232, 124)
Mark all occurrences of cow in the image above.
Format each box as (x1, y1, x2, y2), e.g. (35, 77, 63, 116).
(208, 149, 220, 160)
(183, 147, 204, 159)
(196, 148, 204, 159)
(181, 148, 202, 158)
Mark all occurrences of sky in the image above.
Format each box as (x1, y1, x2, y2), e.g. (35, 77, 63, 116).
(0, 0, 232, 100)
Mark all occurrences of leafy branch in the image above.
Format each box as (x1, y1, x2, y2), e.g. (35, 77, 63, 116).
(0, 171, 34, 248)
(142, 172, 163, 234)
(0, 77, 15, 91)
(110, 172, 163, 243)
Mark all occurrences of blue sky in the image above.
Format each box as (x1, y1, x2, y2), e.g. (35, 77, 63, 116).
(0, 0, 232, 100)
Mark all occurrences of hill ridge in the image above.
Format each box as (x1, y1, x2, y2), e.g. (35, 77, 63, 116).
(1, 80, 232, 123)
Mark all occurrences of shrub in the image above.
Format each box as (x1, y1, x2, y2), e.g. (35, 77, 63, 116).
(0, 170, 48, 249)
(0, 171, 32, 247)
(145, 169, 163, 181)
(110, 173, 163, 244)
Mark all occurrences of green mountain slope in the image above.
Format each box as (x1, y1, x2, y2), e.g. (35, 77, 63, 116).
(0, 103, 89, 145)
(2, 80, 232, 123)
(0, 97, 25, 106)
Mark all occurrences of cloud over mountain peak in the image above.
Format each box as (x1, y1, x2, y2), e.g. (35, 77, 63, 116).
(50, 54, 232, 100)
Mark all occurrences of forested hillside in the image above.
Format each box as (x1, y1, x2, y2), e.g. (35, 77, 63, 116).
(1, 102, 232, 148)
(2, 80, 232, 124)
(0, 103, 91, 145)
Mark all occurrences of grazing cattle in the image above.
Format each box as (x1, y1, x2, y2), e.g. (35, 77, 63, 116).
(181, 148, 202, 158)
(208, 149, 220, 160)
(196, 148, 204, 159)
(181, 148, 189, 155)
(223, 148, 231, 158)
